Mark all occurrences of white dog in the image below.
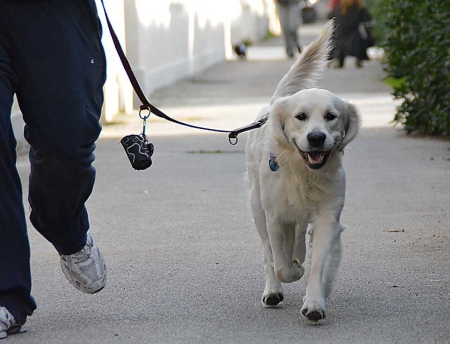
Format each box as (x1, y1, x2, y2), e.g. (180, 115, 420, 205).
(245, 21, 360, 322)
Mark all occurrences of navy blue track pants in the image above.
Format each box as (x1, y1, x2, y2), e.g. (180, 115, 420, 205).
(0, 0, 106, 323)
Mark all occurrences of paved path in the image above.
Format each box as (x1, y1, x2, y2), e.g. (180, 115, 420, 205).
(15, 22, 450, 343)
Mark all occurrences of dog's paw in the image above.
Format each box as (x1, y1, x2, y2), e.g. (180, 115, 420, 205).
(262, 292, 284, 308)
(301, 300, 326, 323)
(275, 260, 305, 283)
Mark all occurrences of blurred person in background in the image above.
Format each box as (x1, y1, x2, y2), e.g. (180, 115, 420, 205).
(276, 0, 302, 59)
(329, 0, 373, 68)
(329, 0, 340, 11)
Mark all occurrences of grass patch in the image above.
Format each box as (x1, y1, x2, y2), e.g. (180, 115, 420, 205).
(384, 76, 406, 89)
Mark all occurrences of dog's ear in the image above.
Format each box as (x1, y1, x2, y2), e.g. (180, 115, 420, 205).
(270, 100, 291, 148)
(340, 102, 361, 149)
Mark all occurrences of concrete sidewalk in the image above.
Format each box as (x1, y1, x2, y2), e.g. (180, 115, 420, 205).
(16, 21, 450, 343)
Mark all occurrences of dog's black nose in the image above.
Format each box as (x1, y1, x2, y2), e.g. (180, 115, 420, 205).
(307, 131, 326, 148)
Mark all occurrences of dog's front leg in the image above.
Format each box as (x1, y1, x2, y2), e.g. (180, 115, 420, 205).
(251, 188, 284, 307)
(301, 217, 342, 322)
(267, 216, 305, 284)
(293, 221, 309, 268)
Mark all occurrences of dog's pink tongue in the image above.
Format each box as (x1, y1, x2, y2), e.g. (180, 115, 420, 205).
(307, 152, 324, 164)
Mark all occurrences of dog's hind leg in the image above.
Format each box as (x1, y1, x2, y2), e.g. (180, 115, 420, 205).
(301, 217, 342, 322)
(250, 187, 284, 307)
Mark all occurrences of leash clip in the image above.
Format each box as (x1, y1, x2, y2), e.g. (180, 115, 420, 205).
(228, 134, 238, 145)
(139, 106, 151, 141)
(227, 115, 268, 145)
(139, 105, 151, 120)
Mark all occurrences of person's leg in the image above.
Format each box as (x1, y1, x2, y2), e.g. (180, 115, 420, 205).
(278, 3, 301, 57)
(332, 45, 345, 68)
(338, 51, 345, 68)
(8, 0, 106, 255)
(0, 8, 37, 323)
(277, 4, 295, 57)
(287, 3, 302, 54)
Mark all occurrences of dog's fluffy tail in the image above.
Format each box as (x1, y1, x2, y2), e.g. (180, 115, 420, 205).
(271, 20, 334, 102)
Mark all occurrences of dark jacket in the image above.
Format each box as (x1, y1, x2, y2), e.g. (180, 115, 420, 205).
(330, 5, 373, 60)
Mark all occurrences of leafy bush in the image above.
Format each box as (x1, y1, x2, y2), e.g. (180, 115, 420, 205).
(364, 0, 384, 45)
(382, 0, 450, 136)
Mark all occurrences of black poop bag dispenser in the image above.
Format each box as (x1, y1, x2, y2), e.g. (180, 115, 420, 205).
(120, 109, 154, 171)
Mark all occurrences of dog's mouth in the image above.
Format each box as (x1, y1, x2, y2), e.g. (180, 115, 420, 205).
(299, 150, 331, 170)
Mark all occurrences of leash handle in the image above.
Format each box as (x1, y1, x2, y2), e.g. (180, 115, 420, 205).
(100, 0, 266, 142)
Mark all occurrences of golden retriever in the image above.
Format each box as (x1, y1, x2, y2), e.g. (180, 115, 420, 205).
(245, 21, 360, 323)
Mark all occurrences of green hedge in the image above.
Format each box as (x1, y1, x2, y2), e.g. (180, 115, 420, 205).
(364, 0, 384, 45)
(382, 0, 450, 136)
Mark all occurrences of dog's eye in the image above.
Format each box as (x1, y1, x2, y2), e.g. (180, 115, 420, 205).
(296, 113, 307, 121)
(325, 113, 337, 121)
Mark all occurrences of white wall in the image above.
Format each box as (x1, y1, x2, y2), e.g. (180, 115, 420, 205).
(101, 0, 275, 113)
(96, 0, 133, 122)
(124, 0, 227, 107)
(231, 0, 279, 45)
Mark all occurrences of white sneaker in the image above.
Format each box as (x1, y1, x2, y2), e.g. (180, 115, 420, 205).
(0, 307, 26, 340)
(60, 234, 107, 294)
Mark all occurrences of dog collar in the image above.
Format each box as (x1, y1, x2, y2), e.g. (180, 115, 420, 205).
(269, 153, 279, 172)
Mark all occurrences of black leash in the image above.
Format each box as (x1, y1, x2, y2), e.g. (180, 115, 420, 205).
(99, 0, 266, 147)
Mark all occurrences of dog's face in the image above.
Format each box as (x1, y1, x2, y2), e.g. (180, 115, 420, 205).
(271, 88, 360, 170)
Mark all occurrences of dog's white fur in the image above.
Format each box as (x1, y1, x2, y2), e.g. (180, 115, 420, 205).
(245, 21, 360, 322)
